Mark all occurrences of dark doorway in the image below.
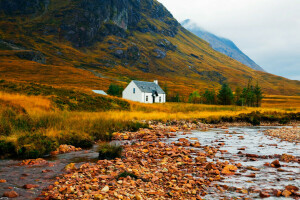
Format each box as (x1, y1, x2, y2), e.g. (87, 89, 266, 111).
(152, 95, 155, 103)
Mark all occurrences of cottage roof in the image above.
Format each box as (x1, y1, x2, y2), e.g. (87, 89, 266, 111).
(133, 80, 165, 94)
(92, 90, 107, 95)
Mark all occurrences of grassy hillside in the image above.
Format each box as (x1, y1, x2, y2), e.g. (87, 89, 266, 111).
(0, 0, 299, 97)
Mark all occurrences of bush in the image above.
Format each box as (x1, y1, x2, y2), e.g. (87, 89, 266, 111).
(279, 117, 289, 125)
(0, 140, 16, 158)
(0, 108, 32, 135)
(117, 171, 138, 179)
(98, 143, 122, 160)
(107, 84, 124, 97)
(58, 131, 93, 149)
(250, 116, 260, 126)
(17, 132, 58, 158)
(0, 118, 12, 136)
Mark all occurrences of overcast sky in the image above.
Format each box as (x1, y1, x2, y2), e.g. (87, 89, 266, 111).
(157, 0, 300, 80)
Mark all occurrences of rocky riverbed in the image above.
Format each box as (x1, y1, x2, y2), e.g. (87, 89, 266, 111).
(0, 123, 299, 199)
(264, 126, 300, 143)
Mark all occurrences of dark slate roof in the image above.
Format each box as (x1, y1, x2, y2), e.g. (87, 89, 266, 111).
(133, 80, 165, 94)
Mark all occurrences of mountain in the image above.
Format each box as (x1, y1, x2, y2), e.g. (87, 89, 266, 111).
(0, 0, 299, 97)
(182, 19, 265, 72)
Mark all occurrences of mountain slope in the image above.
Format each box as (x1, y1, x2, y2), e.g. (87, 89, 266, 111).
(182, 19, 265, 72)
(0, 0, 299, 97)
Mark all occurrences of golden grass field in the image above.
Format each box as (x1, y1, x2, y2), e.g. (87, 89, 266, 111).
(0, 91, 299, 122)
(0, 90, 299, 158)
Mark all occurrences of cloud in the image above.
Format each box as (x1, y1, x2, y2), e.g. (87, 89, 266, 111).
(157, 0, 300, 80)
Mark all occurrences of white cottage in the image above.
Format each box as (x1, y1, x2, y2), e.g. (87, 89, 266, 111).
(122, 80, 166, 103)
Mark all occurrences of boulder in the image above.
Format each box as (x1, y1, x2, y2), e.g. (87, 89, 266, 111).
(114, 50, 125, 59)
(153, 48, 166, 59)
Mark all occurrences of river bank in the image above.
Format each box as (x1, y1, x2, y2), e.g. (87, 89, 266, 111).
(1, 123, 299, 199)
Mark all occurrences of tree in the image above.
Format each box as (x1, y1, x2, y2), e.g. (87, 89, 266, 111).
(240, 79, 263, 107)
(169, 93, 181, 102)
(202, 89, 217, 105)
(217, 83, 234, 105)
(188, 91, 201, 104)
(235, 86, 242, 106)
(107, 84, 124, 97)
(254, 82, 263, 107)
(163, 83, 169, 97)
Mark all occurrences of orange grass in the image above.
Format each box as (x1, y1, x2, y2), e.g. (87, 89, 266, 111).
(0, 91, 51, 113)
(262, 95, 300, 109)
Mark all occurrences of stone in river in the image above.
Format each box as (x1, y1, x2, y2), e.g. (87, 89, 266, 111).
(23, 184, 39, 189)
(259, 191, 270, 198)
(282, 190, 292, 197)
(3, 191, 19, 198)
(271, 160, 281, 168)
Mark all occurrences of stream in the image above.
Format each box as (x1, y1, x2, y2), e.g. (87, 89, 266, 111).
(0, 146, 99, 199)
(170, 126, 300, 199)
(0, 126, 299, 199)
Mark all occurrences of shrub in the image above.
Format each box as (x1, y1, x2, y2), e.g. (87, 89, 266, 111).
(250, 116, 260, 126)
(117, 171, 138, 179)
(17, 132, 58, 158)
(279, 117, 289, 125)
(98, 143, 122, 160)
(0, 140, 16, 158)
(0, 108, 32, 134)
(107, 84, 124, 97)
(0, 118, 12, 136)
(58, 131, 93, 149)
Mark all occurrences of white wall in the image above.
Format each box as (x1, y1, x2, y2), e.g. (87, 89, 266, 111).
(122, 82, 144, 102)
(144, 93, 165, 103)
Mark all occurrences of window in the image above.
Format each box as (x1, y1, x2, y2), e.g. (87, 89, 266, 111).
(133, 88, 135, 94)
(159, 97, 161, 102)
(146, 96, 148, 102)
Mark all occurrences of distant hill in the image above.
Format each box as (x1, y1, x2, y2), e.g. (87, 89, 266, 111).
(0, 0, 299, 96)
(182, 19, 265, 72)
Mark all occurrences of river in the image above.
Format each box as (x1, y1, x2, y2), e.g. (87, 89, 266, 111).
(0, 126, 299, 199)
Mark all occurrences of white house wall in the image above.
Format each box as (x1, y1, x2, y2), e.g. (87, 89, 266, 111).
(122, 82, 144, 102)
(143, 93, 165, 103)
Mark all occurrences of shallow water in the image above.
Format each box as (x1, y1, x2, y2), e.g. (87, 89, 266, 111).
(169, 126, 300, 199)
(0, 145, 99, 200)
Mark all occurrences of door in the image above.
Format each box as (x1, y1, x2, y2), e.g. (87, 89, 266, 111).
(152, 95, 155, 103)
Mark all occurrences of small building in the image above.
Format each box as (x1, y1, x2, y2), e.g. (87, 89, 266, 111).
(122, 80, 166, 103)
(92, 90, 107, 95)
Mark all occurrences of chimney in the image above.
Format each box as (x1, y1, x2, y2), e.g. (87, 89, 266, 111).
(154, 80, 158, 85)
